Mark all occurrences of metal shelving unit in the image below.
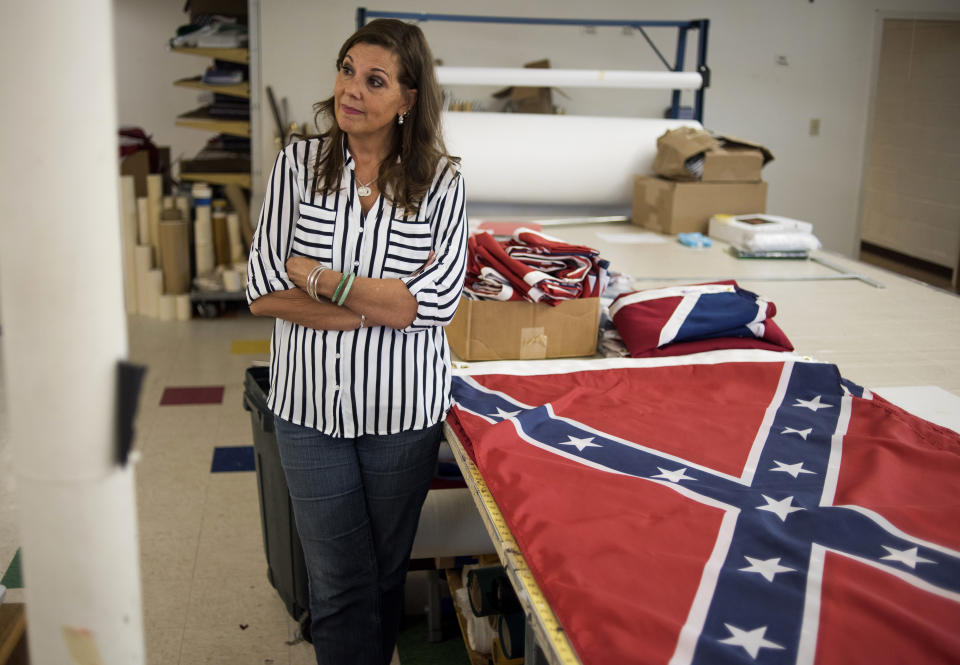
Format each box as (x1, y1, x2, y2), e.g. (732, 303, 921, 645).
(356, 8, 710, 122)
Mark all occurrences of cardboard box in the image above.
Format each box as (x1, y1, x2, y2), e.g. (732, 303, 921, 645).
(493, 59, 556, 114)
(653, 127, 773, 182)
(699, 147, 766, 182)
(446, 297, 600, 361)
(632, 176, 768, 235)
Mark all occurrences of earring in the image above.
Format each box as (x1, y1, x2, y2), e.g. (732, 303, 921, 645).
(398, 112, 406, 126)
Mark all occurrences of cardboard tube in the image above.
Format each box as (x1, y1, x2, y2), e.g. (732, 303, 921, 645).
(134, 244, 153, 316)
(175, 294, 192, 321)
(222, 268, 242, 292)
(175, 195, 190, 226)
(193, 184, 215, 275)
(226, 212, 244, 262)
(159, 219, 191, 294)
(120, 175, 138, 313)
(146, 174, 163, 266)
(146, 269, 163, 318)
(212, 200, 230, 267)
(136, 196, 149, 246)
(158, 295, 175, 320)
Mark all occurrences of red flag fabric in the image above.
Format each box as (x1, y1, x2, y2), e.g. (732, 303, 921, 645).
(610, 281, 793, 357)
(447, 356, 960, 665)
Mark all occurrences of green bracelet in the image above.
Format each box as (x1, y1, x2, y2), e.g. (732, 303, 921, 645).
(337, 273, 356, 306)
(331, 272, 350, 303)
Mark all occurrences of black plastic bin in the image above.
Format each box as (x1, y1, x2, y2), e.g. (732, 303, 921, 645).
(243, 366, 312, 642)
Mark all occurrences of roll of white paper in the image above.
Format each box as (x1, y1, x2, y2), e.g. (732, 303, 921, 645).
(221, 268, 242, 292)
(441, 112, 700, 205)
(437, 66, 703, 90)
(134, 244, 153, 316)
(195, 242, 215, 275)
(175, 294, 192, 321)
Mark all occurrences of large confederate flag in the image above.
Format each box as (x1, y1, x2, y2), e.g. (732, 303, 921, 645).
(446, 354, 960, 665)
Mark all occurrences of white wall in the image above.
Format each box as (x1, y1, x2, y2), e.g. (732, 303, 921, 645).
(114, 0, 210, 171)
(246, 0, 960, 256)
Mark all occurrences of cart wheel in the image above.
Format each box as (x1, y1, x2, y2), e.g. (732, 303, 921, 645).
(299, 613, 313, 644)
(197, 302, 218, 319)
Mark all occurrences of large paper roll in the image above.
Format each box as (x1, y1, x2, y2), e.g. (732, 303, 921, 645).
(226, 212, 245, 263)
(212, 200, 230, 267)
(146, 174, 163, 265)
(146, 269, 163, 318)
(438, 66, 703, 90)
(134, 244, 153, 316)
(158, 294, 175, 321)
(175, 294, 192, 321)
(159, 218, 191, 294)
(193, 184, 215, 275)
(441, 112, 701, 205)
(119, 176, 138, 313)
(136, 197, 149, 246)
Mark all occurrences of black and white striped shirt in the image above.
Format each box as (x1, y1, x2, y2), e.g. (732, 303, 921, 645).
(246, 137, 468, 436)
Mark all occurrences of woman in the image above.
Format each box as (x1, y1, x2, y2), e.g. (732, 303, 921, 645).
(246, 18, 467, 665)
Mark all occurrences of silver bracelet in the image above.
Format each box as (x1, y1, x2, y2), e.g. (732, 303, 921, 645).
(358, 313, 366, 329)
(306, 265, 327, 301)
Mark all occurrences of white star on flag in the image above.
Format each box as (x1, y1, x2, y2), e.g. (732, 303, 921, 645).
(781, 426, 812, 440)
(757, 494, 804, 522)
(651, 467, 695, 483)
(557, 435, 601, 452)
(881, 545, 935, 569)
(740, 556, 795, 582)
(719, 624, 785, 659)
(770, 460, 816, 479)
(489, 407, 520, 419)
(794, 395, 833, 412)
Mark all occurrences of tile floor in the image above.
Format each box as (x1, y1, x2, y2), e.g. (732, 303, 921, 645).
(2, 224, 960, 664)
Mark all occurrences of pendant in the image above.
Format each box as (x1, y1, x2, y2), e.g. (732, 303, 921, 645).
(357, 185, 372, 197)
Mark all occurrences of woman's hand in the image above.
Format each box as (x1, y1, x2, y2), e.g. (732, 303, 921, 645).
(285, 256, 319, 290)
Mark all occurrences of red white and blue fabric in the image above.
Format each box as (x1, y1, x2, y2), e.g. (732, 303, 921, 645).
(465, 228, 609, 305)
(610, 280, 793, 357)
(447, 355, 960, 665)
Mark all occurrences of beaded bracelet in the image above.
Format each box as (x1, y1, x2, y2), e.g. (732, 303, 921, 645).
(336, 273, 356, 306)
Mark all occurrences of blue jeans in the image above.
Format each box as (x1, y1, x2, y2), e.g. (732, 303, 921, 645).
(273, 416, 442, 665)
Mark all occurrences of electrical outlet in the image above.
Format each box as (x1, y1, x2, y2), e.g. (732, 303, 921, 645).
(809, 118, 821, 136)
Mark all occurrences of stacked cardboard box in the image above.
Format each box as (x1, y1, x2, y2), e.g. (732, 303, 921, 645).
(632, 128, 773, 235)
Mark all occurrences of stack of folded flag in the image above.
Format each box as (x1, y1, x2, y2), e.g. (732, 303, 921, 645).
(465, 228, 609, 305)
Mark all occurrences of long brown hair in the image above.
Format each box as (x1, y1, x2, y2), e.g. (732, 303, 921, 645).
(312, 19, 456, 212)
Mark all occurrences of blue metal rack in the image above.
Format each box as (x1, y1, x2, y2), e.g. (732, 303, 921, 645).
(356, 8, 710, 122)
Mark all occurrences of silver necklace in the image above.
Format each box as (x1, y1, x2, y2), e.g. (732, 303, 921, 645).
(356, 174, 376, 197)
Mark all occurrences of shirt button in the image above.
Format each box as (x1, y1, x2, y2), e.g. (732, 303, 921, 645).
(354, 261, 360, 267)
(335, 353, 341, 359)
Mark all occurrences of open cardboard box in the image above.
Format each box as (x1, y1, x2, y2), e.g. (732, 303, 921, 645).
(446, 297, 600, 361)
(653, 127, 773, 182)
(632, 175, 768, 235)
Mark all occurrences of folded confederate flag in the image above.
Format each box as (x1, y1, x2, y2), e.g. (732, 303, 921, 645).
(465, 228, 610, 305)
(447, 355, 960, 665)
(609, 280, 793, 357)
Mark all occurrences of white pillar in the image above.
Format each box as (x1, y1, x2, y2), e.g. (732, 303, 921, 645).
(0, 0, 145, 663)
